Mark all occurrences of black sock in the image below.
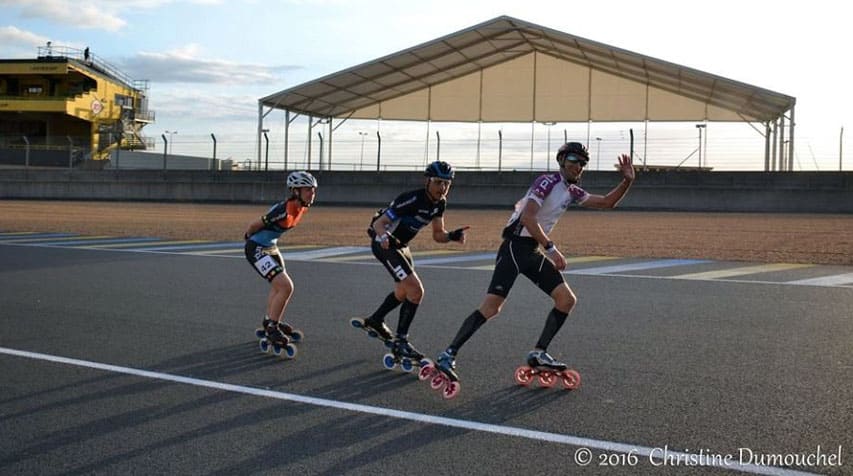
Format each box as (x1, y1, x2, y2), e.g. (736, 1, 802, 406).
(369, 292, 402, 323)
(396, 300, 419, 337)
(447, 310, 487, 354)
(535, 308, 569, 351)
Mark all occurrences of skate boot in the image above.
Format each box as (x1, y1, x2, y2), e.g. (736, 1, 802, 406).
(255, 317, 275, 339)
(362, 317, 394, 342)
(420, 350, 461, 399)
(276, 321, 304, 343)
(392, 337, 425, 360)
(435, 351, 459, 381)
(258, 320, 297, 359)
(515, 350, 579, 390)
(526, 350, 568, 371)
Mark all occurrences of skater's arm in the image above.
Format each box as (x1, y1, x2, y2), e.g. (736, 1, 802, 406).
(431, 217, 470, 244)
(371, 213, 394, 249)
(519, 200, 566, 270)
(244, 217, 264, 239)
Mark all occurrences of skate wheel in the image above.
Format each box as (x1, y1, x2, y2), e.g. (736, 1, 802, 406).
(259, 338, 270, 353)
(430, 374, 446, 390)
(419, 358, 433, 368)
(418, 364, 436, 381)
(367, 330, 378, 338)
(255, 328, 266, 339)
(383, 340, 393, 348)
(289, 330, 304, 342)
(382, 353, 396, 370)
(538, 371, 557, 388)
(443, 380, 461, 399)
(401, 358, 414, 372)
(561, 369, 582, 390)
(271, 342, 282, 356)
(283, 344, 297, 359)
(514, 366, 534, 386)
(350, 318, 363, 329)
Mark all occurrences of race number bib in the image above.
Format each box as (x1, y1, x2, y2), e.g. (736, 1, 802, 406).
(254, 255, 278, 274)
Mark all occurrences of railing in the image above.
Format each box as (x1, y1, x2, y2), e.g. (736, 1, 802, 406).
(37, 44, 146, 94)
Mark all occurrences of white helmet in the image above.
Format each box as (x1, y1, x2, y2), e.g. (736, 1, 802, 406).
(286, 171, 317, 189)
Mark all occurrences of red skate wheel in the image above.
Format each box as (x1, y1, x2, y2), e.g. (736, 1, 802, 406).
(430, 374, 446, 390)
(538, 371, 557, 388)
(514, 366, 534, 386)
(561, 369, 581, 390)
(418, 364, 435, 381)
(443, 381, 461, 399)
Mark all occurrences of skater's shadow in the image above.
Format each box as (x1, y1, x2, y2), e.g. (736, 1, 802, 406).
(307, 386, 573, 475)
(307, 366, 423, 401)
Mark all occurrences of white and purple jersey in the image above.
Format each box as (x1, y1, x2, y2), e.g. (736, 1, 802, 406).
(502, 172, 590, 239)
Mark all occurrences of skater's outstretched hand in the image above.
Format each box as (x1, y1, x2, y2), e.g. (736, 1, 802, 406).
(447, 226, 470, 244)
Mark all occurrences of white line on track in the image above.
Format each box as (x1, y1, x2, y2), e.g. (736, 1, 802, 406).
(0, 346, 817, 476)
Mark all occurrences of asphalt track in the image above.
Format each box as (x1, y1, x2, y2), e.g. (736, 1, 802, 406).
(1, 239, 852, 475)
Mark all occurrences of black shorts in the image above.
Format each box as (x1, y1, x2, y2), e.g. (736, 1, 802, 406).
(371, 240, 414, 282)
(486, 237, 565, 298)
(244, 240, 284, 282)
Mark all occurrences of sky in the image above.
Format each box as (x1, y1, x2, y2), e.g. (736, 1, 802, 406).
(1, 0, 851, 171)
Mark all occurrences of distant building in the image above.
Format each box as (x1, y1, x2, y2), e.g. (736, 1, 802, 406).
(0, 44, 155, 166)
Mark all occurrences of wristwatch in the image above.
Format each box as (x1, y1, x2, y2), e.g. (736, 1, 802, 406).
(544, 241, 555, 252)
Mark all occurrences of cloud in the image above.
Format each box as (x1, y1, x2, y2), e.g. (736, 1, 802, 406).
(119, 46, 301, 85)
(0, 0, 127, 32)
(0, 26, 49, 57)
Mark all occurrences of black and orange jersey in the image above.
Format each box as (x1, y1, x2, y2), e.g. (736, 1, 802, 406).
(248, 198, 307, 247)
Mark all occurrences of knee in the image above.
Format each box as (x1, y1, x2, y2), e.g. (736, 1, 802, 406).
(554, 288, 577, 313)
(407, 283, 424, 303)
(273, 275, 294, 296)
(479, 298, 504, 320)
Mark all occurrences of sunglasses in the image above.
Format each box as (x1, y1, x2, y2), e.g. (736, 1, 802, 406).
(564, 154, 588, 167)
(430, 178, 452, 186)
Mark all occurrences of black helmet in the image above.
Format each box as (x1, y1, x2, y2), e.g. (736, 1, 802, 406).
(556, 142, 590, 165)
(425, 161, 455, 180)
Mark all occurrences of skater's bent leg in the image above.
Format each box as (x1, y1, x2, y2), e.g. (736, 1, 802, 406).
(447, 309, 488, 354)
(446, 294, 505, 355)
(269, 272, 294, 322)
(535, 307, 569, 351)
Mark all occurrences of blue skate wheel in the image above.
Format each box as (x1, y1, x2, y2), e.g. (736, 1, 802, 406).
(289, 330, 304, 342)
(284, 344, 297, 359)
(271, 342, 282, 356)
(401, 358, 413, 372)
(255, 328, 266, 339)
(259, 338, 270, 353)
(382, 353, 396, 370)
(350, 318, 363, 328)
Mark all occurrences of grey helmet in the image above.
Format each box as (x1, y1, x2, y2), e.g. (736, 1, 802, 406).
(286, 171, 318, 189)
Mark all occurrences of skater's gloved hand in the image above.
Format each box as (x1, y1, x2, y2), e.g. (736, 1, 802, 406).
(447, 226, 470, 244)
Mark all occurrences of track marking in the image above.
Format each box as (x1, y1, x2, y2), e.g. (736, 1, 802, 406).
(674, 263, 813, 280)
(786, 272, 853, 287)
(0, 346, 819, 476)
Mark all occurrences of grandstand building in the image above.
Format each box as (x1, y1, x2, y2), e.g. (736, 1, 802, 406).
(0, 44, 154, 167)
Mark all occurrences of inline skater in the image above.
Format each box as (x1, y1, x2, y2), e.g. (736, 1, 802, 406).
(353, 160, 470, 366)
(244, 171, 317, 356)
(430, 142, 634, 394)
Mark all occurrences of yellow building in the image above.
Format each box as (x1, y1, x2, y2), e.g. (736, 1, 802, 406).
(0, 44, 154, 165)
